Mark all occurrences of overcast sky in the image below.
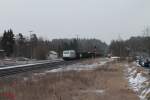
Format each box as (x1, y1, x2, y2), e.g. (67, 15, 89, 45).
(0, 0, 149, 44)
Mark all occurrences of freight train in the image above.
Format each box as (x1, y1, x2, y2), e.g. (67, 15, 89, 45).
(62, 50, 100, 60)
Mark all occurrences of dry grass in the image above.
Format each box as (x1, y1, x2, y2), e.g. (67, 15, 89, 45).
(3, 59, 139, 100)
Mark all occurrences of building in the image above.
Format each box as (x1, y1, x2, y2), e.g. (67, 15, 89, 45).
(47, 51, 58, 60)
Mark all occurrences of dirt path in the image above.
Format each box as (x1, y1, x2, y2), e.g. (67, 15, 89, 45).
(1, 59, 139, 100)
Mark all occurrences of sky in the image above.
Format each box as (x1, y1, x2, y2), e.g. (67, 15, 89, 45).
(0, 0, 149, 44)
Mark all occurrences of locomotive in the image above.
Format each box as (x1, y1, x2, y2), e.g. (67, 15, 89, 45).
(62, 50, 77, 60)
(62, 50, 99, 60)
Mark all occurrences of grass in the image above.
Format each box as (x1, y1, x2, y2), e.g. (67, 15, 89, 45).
(1, 59, 140, 100)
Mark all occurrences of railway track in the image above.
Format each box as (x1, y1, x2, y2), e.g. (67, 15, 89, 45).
(0, 60, 75, 77)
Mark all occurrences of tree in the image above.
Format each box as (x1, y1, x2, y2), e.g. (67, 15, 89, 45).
(109, 40, 128, 57)
(16, 33, 26, 56)
(71, 39, 78, 52)
(34, 45, 49, 60)
(1, 29, 15, 56)
(30, 34, 38, 58)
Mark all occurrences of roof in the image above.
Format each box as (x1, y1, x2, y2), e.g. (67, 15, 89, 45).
(49, 51, 57, 55)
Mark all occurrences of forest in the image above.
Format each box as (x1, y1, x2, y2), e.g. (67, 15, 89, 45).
(109, 28, 150, 57)
(0, 29, 107, 59)
(0, 28, 150, 60)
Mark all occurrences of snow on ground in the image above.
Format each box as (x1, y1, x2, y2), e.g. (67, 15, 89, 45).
(125, 63, 150, 100)
(47, 59, 109, 73)
(80, 89, 105, 94)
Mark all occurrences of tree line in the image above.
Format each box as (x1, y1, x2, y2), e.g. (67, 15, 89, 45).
(109, 28, 150, 57)
(0, 29, 108, 59)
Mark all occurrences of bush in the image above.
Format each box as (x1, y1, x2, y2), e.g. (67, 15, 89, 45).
(33, 46, 49, 60)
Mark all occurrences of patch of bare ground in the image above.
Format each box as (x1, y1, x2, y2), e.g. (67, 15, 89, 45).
(13, 59, 139, 100)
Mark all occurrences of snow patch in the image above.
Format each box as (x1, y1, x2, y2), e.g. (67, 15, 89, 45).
(125, 64, 150, 100)
(48, 60, 108, 73)
(80, 89, 105, 94)
(128, 72, 147, 92)
(34, 72, 46, 76)
(23, 77, 28, 81)
(140, 88, 150, 100)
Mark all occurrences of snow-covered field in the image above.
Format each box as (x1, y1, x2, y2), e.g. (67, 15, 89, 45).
(125, 63, 150, 100)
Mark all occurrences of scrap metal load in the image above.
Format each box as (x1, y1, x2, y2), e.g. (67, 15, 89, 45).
(62, 50, 101, 61)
